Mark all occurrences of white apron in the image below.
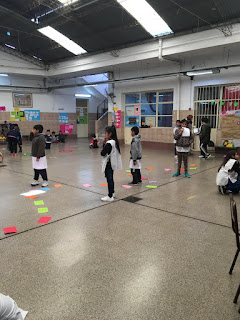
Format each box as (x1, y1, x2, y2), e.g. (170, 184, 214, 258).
(32, 156, 47, 170)
(102, 140, 122, 173)
(129, 159, 141, 169)
(216, 159, 238, 186)
(0, 293, 28, 320)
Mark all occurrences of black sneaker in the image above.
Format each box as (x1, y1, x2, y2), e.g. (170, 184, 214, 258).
(218, 186, 226, 195)
(206, 154, 211, 159)
(138, 180, 142, 183)
(128, 182, 138, 185)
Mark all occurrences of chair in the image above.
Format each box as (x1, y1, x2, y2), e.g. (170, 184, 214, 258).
(229, 193, 240, 309)
(229, 193, 240, 275)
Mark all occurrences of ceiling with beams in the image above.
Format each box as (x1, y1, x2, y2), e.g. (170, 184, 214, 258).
(0, 0, 239, 64)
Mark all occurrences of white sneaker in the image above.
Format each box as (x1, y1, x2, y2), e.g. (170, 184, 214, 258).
(199, 155, 205, 158)
(42, 181, 49, 187)
(113, 193, 115, 198)
(101, 196, 114, 202)
(174, 155, 178, 159)
(31, 180, 39, 186)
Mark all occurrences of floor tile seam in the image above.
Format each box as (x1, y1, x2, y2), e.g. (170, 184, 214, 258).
(120, 200, 231, 230)
(0, 199, 123, 241)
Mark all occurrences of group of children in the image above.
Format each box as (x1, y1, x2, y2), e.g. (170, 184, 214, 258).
(45, 130, 65, 149)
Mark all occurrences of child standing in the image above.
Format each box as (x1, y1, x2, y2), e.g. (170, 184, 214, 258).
(216, 150, 240, 194)
(173, 119, 193, 178)
(31, 125, 48, 187)
(101, 126, 122, 202)
(129, 126, 142, 185)
(45, 130, 52, 149)
(173, 120, 181, 159)
(7, 125, 20, 157)
(199, 117, 211, 159)
(89, 134, 99, 149)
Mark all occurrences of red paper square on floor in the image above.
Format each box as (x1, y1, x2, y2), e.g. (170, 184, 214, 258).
(180, 168, 185, 171)
(25, 195, 38, 199)
(142, 177, 147, 180)
(38, 217, 52, 224)
(3, 227, 17, 234)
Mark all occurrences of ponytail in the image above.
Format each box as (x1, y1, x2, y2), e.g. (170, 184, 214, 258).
(105, 126, 121, 154)
(218, 150, 236, 171)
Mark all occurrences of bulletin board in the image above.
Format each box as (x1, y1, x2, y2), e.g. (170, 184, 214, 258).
(125, 105, 140, 127)
(221, 115, 240, 139)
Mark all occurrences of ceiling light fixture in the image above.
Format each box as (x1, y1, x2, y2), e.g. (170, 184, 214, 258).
(75, 94, 91, 98)
(84, 84, 99, 87)
(186, 69, 220, 76)
(58, 0, 78, 5)
(117, 0, 173, 37)
(0, 73, 8, 77)
(5, 44, 15, 50)
(38, 26, 86, 55)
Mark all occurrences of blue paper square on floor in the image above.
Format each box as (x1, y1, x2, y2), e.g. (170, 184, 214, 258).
(41, 188, 50, 191)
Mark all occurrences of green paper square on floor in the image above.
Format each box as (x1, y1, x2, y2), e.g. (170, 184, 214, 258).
(38, 207, 48, 214)
(34, 200, 44, 206)
(125, 170, 131, 173)
(146, 185, 157, 189)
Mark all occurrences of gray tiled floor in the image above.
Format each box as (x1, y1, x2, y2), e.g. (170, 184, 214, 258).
(0, 139, 240, 319)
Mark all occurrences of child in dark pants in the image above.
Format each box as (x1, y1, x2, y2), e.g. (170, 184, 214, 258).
(45, 130, 52, 149)
(101, 126, 122, 202)
(31, 125, 48, 187)
(129, 126, 142, 185)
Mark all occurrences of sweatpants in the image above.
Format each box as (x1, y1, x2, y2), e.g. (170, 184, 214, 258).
(131, 168, 142, 184)
(177, 152, 189, 173)
(105, 165, 114, 198)
(46, 143, 51, 149)
(34, 169, 48, 181)
(226, 179, 240, 193)
(200, 142, 208, 157)
(8, 137, 18, 154)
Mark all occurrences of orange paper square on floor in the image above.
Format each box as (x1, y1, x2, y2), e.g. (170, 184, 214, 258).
(25, 195, 38, 199)
(146, 167, 154, 170)
(55, 184, 62, 188)
(100, 183, 108, 187)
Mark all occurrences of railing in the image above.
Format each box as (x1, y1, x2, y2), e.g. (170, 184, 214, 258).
(95, 110, 108, 138)
(97, 98, 108, 120)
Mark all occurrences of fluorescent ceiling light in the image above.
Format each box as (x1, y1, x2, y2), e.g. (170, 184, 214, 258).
(186, 70, 213, 76)
(5, 43, 15, 50)
(84, 84, 99, 87)
(75, 94, 91, 98)
(117, 0, 173, 37)
(38, 26, 86, 55)
(0, 73, 8, 77)
(58, 0, 78, 5)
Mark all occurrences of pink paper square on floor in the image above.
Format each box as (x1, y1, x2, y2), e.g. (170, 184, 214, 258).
(165, 169, 171, 171)
(38, 217, 52, 224)
(180, 168, 185, 171)
(3, 227, 17, 234)
(82, 184, 92, 188)
(122, 185, 132, 189)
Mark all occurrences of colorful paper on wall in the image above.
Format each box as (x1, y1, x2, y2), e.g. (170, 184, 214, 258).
(60, 124, 73, 134)
(125, 116, 139, 127)
(59, 113, 69, 124)
(0, 106, 6, 111)
(10, 110, 25, 121)
(24, 110, 40, 121)
(134, 105, 140, 116)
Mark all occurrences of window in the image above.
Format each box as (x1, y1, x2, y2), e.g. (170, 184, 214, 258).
(125, 91, 173, 127)
(194, 84, 240, 129)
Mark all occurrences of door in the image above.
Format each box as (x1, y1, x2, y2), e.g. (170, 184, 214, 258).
(76, 99, 88, 138)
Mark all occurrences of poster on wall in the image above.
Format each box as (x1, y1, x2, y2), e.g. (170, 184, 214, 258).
(10, 108, 26, 121)
(77, 107, 88, 124)
(0, 106, 6, 111)
(126, 106, 135, 117)
(221, 113, 240, 139)
(60, 124, 74, 134)
(24, 110, 40, 121)
(134, 105, 140, 116)
(145, 116, 156, 127)
(112, 108, 122, 128)
(59, 113, 69, 124)
(13, 93, 33, 108)
(125, 116, 139, 127)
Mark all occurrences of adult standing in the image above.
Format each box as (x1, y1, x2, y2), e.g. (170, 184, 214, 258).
(199, 117, 211, 159)
(7, 125, 20, 157)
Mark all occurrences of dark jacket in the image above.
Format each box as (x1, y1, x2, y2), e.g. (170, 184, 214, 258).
(45, 134, 52, 143)
(7, 129, 20, 139)
(200, 123, 211, 145)
(174, 128, 194, 148)
(130, 135, 142, 161)
(32, 134, 46, 158)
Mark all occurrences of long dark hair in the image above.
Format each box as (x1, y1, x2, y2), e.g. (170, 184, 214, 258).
(105, 126, 120, 153)
(218, 150, 237, 171)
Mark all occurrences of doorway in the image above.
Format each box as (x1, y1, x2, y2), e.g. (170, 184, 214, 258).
(76, 99, 88, 138)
